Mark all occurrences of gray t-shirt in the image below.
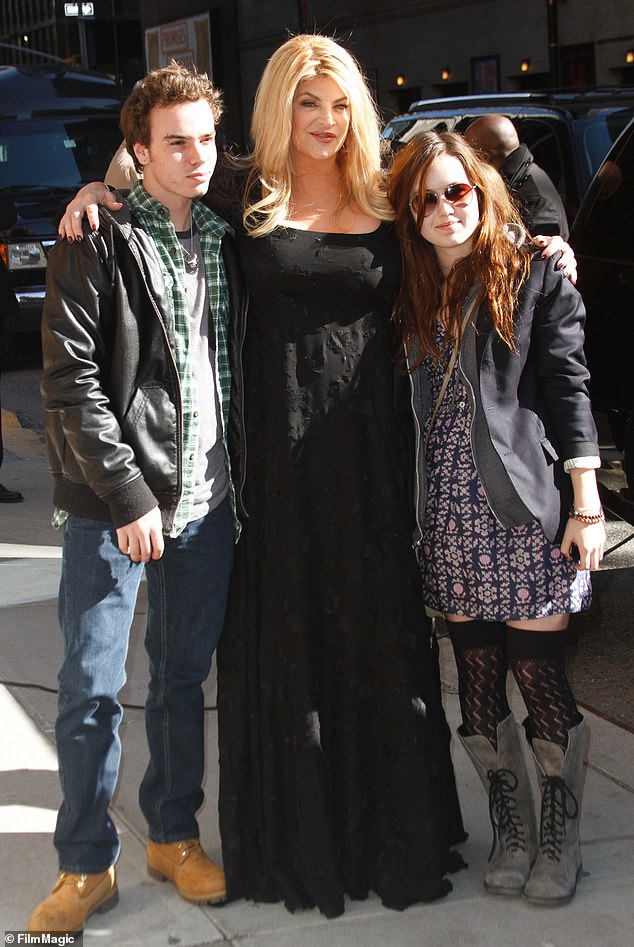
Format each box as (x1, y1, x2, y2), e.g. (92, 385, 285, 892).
(177, 227, 228, 520)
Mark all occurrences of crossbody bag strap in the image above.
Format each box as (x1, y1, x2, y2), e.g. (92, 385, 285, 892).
(424, 292, 480, 451)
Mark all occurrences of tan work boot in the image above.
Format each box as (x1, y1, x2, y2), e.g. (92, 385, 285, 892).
(147, 839, 226, 903)
(27, 866, 118, 932)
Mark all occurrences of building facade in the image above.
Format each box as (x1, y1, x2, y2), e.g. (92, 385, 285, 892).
(143, 0, 634, 146)
(232, 0, 634, 123)
(1, 1, 142, 94)
(2, 1, 634, 147)
(1, 0, 60, 64)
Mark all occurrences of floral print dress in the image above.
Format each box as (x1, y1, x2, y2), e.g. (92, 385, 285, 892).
(419, 324, 592, 620)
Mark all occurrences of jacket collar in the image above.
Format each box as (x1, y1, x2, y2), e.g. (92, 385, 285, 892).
(500, 143, 534, 188)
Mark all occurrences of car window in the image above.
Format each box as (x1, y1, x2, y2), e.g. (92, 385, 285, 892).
(384, 110, 573, 215)
(383, 97, 634, 225)
(0, 116, 121, 189)
(382, 114, 465, 144)
(573, 120, 634, 263)
(384, 111, 569, 186)
(513, 117, 569, 193)
(574, 108, 634, 182)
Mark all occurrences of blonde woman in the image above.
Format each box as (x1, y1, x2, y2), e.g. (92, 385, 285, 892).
(211, 35, 466, 917)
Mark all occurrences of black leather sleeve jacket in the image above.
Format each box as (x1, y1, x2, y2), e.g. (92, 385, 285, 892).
(41, 204, 247, 531)
(407, 253, 598, 547)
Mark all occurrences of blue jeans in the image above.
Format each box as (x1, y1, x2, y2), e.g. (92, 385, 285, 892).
(53, 499, 234, 873)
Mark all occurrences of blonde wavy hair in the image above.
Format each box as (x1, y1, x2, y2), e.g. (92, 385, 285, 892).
(388, 131, 530, 365)
(241, 34, 393, 236)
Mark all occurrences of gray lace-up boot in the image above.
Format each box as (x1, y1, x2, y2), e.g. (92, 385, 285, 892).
(524, 717, 588, 906)
(459, 714, 538, 895)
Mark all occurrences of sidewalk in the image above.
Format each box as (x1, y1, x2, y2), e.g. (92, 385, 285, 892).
(1, 407, 633, 946)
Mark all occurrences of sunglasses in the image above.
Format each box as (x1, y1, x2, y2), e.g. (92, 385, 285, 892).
(410, 182, 478, 217)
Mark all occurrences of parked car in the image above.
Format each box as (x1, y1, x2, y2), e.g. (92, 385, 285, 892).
(0, 65, 123, 366)
(382, 89, 634, 228)
(569, 116, 634, 491)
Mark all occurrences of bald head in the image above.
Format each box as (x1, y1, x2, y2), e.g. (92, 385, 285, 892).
(464, 114, 520, 170)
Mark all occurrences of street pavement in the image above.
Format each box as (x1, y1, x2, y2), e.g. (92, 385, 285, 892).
(1, 406, 633, 947)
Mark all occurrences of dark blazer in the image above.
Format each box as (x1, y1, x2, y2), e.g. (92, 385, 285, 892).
(409, 253, 598, 546)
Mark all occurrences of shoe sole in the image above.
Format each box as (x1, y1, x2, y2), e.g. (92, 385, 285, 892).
(522, 865, 582, 906)
(93, 888, 120, 916)
(484, 882, 525, 897)
(523, 890, 576, 906)
(147, 864, 226, 904)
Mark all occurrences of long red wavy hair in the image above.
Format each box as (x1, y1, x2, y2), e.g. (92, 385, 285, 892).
(387, 131, 530, 366)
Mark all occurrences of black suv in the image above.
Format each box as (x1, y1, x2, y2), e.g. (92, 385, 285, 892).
(382, 89, 634, 228)
(570, 116, 634, 491)
(0, 65, 123, 366)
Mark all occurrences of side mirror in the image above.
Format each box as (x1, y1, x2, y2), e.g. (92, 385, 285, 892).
(0, 192, 17, 230)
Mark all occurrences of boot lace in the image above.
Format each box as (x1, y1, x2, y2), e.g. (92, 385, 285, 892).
(487, 767, 528, 860)
(538, 775, 579, 862)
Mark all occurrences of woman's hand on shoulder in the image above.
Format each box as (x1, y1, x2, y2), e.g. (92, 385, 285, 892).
(59, 183, 121, 241)
(532, 234, 577, 285)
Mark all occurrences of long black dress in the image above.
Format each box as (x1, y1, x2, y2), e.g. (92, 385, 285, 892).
(216, 220, 466, 918)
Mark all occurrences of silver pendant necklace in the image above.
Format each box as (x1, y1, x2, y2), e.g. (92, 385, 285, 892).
(182, 209, 198, 273)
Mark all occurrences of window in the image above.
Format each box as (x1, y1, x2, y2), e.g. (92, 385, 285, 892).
(574, 121, 634, 263)
(0, 116, 121, 189)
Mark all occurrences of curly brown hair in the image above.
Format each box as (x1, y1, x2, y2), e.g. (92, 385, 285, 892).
(387, 131, 530, 366)
(120, 60, 223, 173)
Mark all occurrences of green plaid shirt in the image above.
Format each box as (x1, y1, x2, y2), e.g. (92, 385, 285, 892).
(125, 183, 238, 538)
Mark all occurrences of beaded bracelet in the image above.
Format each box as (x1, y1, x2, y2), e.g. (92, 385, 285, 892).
(568, 507, 605, 524)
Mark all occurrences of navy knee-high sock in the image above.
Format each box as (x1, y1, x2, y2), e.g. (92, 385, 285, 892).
(506, 628, 582, 748)
(447, 619, 511, 750)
